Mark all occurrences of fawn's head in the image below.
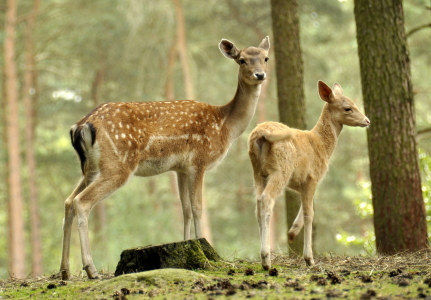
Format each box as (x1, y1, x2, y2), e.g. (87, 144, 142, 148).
(318, 81, 370, 128)
(219, 36, 270, 86)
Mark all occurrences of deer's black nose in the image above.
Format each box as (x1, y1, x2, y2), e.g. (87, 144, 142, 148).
(254, 72, 266, 80)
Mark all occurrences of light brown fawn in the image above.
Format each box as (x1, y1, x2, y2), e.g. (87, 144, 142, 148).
(60, 36, 270, 280)
(248, 81, 370, 270)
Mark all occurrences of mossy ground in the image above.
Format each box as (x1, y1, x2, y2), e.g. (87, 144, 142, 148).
(1, 251, 430, 299)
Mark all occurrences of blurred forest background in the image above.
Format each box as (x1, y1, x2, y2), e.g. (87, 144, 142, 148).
(1, 0, 430, 278)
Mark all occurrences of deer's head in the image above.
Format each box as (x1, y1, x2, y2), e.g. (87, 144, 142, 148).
(219, 36, 270, 86)
(318, 81, 370, 128)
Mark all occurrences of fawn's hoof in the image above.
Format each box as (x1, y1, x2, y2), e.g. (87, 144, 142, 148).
(261, 253, 271, 270)
(304, 257, 315, 266)
(288, 231, 297, 243)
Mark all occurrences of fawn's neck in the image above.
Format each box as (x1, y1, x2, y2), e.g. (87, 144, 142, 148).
(311, 103, 343, 158)
(220, 78, 262, 143)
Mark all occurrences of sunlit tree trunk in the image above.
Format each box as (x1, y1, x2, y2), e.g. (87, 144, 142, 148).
(5, 0, 26, 278)
(23, 0, 43, 276)
(354, 0, 428, 253)
(270, 0, 306, 256)
(172, 0, 212, 243)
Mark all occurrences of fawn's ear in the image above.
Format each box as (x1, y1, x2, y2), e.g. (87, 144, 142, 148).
(258, 36, 270, 52)
(318, 80, 334, 103)
(219, 39, 240, 59)
(332, 83, 344, 96)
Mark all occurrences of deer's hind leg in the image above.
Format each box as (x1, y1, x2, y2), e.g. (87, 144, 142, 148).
(73, 170, 132, 279)
(257, 171, 286, 270)
(288, 204, 304, 243)
(60, 177, 88, 280)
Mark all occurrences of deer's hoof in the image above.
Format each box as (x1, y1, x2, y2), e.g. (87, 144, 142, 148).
(61, 269, 71, 281)
(84, 265, 101, 279)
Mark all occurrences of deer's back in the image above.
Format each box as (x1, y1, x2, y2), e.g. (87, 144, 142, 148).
(74, 100, 230, 176)
(249, 122, 330, 189)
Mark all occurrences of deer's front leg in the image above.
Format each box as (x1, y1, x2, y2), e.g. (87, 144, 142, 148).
(177, 172, 192, 240)
(60, 178, 87, 280)
(188, 170, 205, 239)
(300, 181, 318, 266)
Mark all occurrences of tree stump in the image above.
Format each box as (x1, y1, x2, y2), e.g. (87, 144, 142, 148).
(114, 238, 221, 276)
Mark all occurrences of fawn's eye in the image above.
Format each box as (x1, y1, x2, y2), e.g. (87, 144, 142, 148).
(239, 59, 246, 64)
(344, 108, 352, 112)
(265, 57, 269, 62)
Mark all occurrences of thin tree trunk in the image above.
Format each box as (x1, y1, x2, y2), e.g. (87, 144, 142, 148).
(172, 0, 212, 243)
(164, 39, 184, 234)
(23, 0, 43, 277)
(354, 0, 428, 253)
(91, 60, 108, 249)
(5, 0, 26, 278)
(270, 0, 306, 256)
(173, 0, 194, 100)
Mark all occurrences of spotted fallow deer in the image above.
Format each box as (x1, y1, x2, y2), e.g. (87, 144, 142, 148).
(60, 36, 270, 280)
(248, 81, 370, 270)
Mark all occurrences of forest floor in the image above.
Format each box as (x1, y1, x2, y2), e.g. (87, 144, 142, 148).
(1, 250, 431, 299)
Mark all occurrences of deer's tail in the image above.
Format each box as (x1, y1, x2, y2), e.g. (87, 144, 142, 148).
(70, 122, 97, 174)
(264, 128, 295, 143)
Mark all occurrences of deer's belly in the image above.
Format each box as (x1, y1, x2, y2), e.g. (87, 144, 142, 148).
(134, 154, 184, 177)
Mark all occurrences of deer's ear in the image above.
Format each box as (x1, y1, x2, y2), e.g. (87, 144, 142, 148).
(318, 81, 333, 103)
(219, 39, 240, 59)
(258, 36, 270, 51)
(332, 83, 344, 96)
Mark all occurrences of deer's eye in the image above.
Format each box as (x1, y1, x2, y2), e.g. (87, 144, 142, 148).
(344, 108, 352, 112)
(265, 57, 269, 62)
(239, 59, 246, 64)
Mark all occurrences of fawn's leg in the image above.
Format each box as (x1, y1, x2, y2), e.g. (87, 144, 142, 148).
(258, 171, 285, 270)
(299, 180, 318, 266)
(177, 172, 192, 240)
(60, 178, 88, 280)
(288, 204, 304, 243)
(254, 175, 266, 239)
(74, 173, 130, 279)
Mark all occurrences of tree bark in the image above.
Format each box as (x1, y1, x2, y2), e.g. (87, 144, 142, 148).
(270, 0, 306, 256)
(5, 0, 26, 278)
(23, 0, 43, 276)
(354, 0, 428, 253)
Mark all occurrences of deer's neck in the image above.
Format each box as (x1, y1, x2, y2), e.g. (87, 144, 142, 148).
(311, 104, 343, 158)
(220, 78, 262, 143)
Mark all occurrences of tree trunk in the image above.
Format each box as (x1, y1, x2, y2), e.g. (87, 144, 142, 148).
(23, 0, 43, 276)
(172, 0, 212, 243)
(354, 0, 428, 253)
(91, 60, 108, 251)
(173, 0, 194, 100)
(5, 0, 26, 278)
(270, 0, 306, 256)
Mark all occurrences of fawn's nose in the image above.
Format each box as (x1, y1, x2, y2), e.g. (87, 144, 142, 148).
(365, 117, 370, 125)
(254, 72, 266, 80)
